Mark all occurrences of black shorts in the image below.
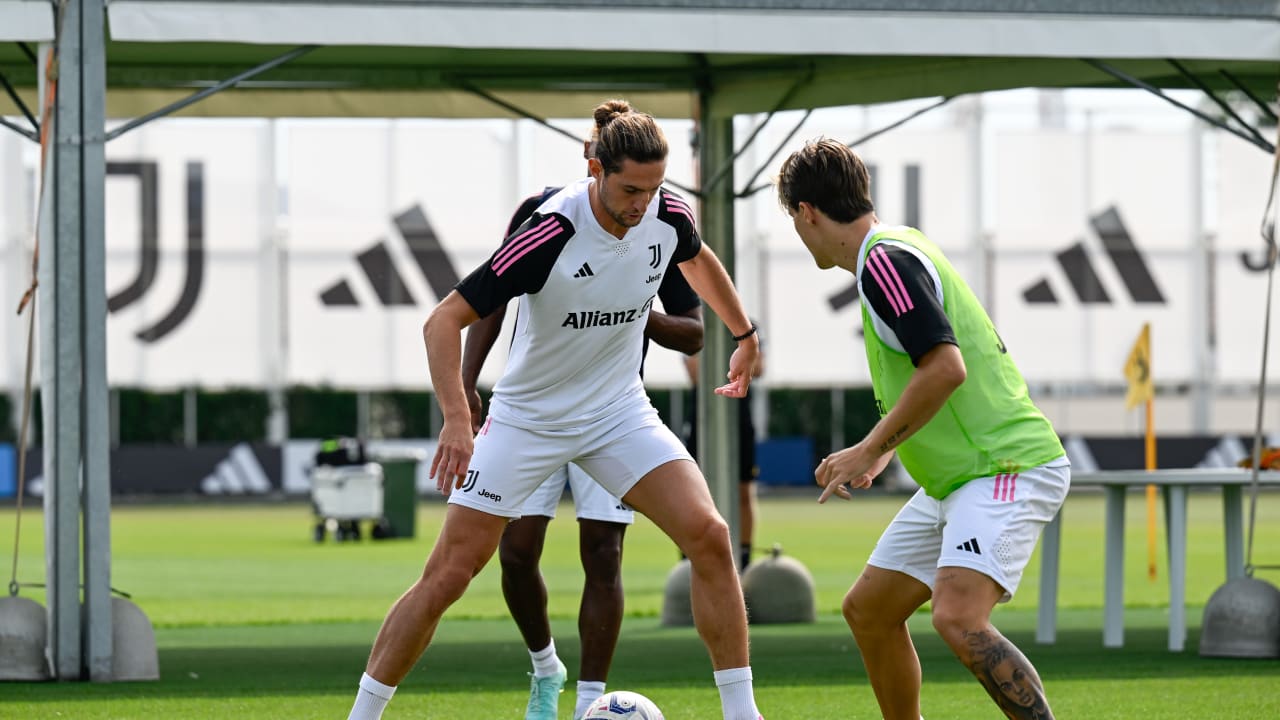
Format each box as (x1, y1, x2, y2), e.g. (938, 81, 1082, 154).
(683, 389, 759, 484)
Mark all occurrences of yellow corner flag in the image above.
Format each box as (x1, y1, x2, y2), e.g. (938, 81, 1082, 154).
(1124, 322, 1159, 581)
(1124, 323, 1153, 411)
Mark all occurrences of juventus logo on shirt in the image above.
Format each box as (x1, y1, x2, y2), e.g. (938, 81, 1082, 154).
(648, 244, 662, 269)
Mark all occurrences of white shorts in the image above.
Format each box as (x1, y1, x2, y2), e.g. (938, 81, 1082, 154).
(867, 456, 1070, 602)
(519, 462, 636, 524)
(448, 403, 691, 519)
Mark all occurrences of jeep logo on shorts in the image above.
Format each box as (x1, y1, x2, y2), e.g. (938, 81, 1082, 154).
(478, 488, 502, 502)
(459, 469, 479, 493)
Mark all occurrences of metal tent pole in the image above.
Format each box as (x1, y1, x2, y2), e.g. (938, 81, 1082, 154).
(696, 91, 741, 561)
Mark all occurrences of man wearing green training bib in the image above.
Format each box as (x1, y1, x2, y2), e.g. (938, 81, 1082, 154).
(777, 139, 1068, 720)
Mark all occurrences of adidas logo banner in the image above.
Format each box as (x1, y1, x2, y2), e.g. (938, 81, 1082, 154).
(1, 119, 1268, 391)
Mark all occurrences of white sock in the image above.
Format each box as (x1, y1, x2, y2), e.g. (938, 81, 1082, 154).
(575, 680, 606, 719)
(713, 666, 760, 720)
(530, 639, 562, 677)
(347, 672, 396, 720)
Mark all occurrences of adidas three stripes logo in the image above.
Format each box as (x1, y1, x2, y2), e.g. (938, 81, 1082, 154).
(573, 262, 594, 278)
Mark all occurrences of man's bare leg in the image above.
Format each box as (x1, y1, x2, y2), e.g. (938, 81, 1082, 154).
(623, 460, 760, 720)
(499, 515, 555, 654)
(576, 519, 627, 681)
(365, 505, 508, 684)
(843, 565, 932, 720)
(624, 459, 747, 669)
(931, 566, 1055, 720)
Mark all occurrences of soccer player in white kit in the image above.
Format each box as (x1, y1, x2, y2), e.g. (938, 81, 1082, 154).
(346, 99, 765, 720)
(462, 174, 703, 719)
(777, 139, 1067, 720)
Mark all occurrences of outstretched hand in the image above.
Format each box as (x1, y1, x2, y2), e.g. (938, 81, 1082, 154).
(815, 443, 894, 503)
(715, 342, 760, 398)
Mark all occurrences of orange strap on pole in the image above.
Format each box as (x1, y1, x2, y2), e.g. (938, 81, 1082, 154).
(1145, 398, 1158, 582)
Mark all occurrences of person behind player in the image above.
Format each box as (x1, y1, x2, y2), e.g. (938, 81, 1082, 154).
(462, 141, 703, 719)
(775, 138, 1069, 720)
(346, 99, 765, 720)
(682, 334, 764, 570)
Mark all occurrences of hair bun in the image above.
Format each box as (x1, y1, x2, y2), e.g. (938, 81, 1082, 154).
(594, 99, 633, 128)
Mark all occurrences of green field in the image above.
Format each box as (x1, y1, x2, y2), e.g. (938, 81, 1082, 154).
(3, 491, 1279, 718)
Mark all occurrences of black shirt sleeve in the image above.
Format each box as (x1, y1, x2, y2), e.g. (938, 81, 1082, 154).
(657, 189, 703, 264)
(657, 266, 700, 316)
(455, 211, 574, 318)
(859, 242, 957, 366)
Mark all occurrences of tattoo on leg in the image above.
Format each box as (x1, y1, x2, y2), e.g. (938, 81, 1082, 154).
(963, 630, 1054, 720)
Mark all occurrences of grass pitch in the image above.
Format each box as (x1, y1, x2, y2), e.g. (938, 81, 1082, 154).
(2, 491, 1279, 718)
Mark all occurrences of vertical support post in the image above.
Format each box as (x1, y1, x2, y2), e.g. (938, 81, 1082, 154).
(1189, 123, 1212, 433)
(1, 132, 28, 438)
(42, 8, 76, 681)
(44, 6, 85, 679)
(1166, 485, 1188, 652)
(1103, 485, 1126, 648)
(79, 0, 113, 682)
(829, 387, 844, 454)
(357, 390, 371, 441)
(183, 387, 197, 448)
(261, 119, 288, 444)
(696, 96, 740, 560)
(40, 1, 113, 680)
(1222, 483, 1244, 580)
(1036, 507, 1062, 644)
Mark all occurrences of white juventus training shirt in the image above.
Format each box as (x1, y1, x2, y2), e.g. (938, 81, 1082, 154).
(455, 177, 701, 429)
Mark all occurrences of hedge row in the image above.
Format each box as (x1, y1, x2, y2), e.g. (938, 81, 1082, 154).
(0, 387, 880, 452)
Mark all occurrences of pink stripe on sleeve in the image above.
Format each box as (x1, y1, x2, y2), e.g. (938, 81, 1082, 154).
(864, 250, 905, 316)
(871, 246, 915, 312)
(666, 204, 695, 224)
(664, 196, 696, 223)
(492, 223, 564, 276)
(494, 217, 556, 267)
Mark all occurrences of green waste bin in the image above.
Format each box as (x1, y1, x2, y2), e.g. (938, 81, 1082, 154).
(373, 450, 425, 539)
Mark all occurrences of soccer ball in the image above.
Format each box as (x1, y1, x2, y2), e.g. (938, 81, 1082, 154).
(581, 690, 665, 719)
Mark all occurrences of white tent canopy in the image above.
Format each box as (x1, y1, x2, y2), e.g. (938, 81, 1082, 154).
(109, 0, 1280, 60)
(3, 1, 1278, 119)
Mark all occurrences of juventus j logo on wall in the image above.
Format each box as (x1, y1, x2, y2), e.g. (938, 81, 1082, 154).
(320, 204, 461, 308)
(1023, 206, 1165, 305)
(107, 160, 206, 344)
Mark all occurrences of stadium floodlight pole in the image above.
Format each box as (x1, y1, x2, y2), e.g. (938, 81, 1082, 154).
(103, 45, 319, 143)
(1083, 58, 1275, 154)
(1166, 59, 1271, 150)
